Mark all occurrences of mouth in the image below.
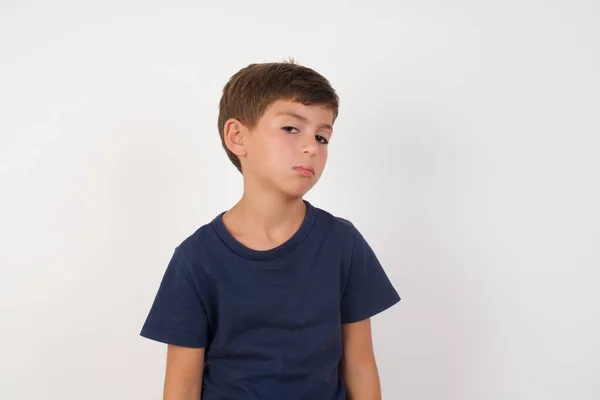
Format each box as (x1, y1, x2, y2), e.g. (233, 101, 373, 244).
(293, 166, 315, 177)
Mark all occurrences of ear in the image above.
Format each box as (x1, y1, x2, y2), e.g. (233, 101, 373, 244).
(223, 118, 248, 157)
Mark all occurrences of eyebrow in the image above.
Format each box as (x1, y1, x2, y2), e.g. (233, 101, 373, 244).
(276, 112, 333, 131)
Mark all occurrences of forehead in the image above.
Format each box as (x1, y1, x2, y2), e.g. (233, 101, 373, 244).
(263, 99, 335, 126)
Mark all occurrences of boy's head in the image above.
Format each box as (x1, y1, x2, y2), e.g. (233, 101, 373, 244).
(218, 60, 339, 199)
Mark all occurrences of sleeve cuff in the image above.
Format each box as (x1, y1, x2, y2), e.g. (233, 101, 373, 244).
(341, 291, 401, 324)
(140, 326, 208, 348)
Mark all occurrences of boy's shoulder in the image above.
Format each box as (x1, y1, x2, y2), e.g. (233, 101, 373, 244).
(313, 204, 358, 237)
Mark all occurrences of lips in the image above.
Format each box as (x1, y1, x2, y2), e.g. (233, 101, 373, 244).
(293, 166, 314, 176)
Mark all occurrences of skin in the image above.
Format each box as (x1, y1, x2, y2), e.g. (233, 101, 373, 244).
(163, 99, 381, 400)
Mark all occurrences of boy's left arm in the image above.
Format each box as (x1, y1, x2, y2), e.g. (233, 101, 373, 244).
(341, 318, 382, 400)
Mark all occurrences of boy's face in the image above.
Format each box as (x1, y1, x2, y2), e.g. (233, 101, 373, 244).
(241, 99, 334, 199)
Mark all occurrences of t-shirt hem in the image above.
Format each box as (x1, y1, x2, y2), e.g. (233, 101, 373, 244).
(140, 326, 207, 348)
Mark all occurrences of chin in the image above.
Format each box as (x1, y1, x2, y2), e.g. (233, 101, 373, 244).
(279, 187, 308, 200)
(261, 172, 319, 199)
(279, 181, 316, 200)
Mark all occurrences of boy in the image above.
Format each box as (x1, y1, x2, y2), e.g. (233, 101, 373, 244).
(140, 60, 400, 399)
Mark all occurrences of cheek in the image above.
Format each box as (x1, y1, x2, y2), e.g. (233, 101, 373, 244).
(318, 147, 328, 165)
(267, 135, 294, 156)
(259, 135, 292, 168)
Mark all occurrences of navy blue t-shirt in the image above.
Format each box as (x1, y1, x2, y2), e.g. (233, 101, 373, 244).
(140, 201, 400, 399)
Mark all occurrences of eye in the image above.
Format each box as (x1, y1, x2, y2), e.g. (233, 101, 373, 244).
(316, 135, 329, 144)
(282, 126, 299, 133)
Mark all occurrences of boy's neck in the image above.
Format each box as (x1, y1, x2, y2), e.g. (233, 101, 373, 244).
(222, 188, 307, 250)
(229, 191, 305, 230)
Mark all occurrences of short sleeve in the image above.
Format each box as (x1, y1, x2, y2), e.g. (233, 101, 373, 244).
(340, 228, 401, 324)
(140, 247, 209, 348)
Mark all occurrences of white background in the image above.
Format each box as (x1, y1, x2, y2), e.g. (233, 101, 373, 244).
(1, 1, 599, 399)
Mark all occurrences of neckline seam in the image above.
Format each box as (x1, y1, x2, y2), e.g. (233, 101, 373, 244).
(211, 201, 316, 262)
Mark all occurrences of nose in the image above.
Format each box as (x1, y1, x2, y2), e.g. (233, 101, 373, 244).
(302, 136, 318, 156)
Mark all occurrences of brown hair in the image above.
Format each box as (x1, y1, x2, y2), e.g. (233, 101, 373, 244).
(217, 59, 339, 172)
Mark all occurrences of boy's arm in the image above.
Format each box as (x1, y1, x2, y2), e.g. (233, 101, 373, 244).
(341, 318, 382, 400)
(163, 344, 205, 400)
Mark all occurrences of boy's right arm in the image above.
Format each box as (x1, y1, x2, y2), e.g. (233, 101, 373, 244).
(163, 344, 205, 400)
